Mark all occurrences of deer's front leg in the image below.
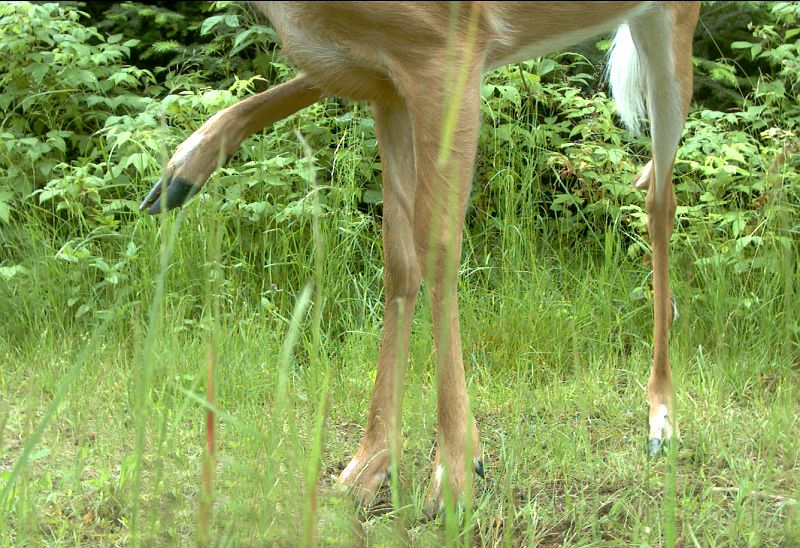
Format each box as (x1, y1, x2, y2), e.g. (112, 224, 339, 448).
(140, 74, 322, 213)
(404, 67, 484, 515)
(336, 104, 421, 502)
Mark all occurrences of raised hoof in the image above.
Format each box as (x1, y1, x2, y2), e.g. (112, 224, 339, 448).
(140, 176, 198, 214)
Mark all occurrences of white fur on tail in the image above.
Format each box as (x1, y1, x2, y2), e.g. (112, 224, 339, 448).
(608, 23, 647, 136)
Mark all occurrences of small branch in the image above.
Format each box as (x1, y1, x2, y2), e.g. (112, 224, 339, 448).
(712, 486, 797, 506)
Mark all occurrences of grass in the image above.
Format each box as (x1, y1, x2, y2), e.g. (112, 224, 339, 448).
(1, 204, 798, 545)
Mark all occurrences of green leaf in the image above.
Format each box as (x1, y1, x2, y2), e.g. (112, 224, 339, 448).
(363, 189, 383, 204)
(0, 191, 11, 224)
(29, 447, 50, 461)
(200, 15, 225, 35)
(201, 13, 238, 35)
(76, 304, 93, 319)
(0, 265, 28, 281)
(537, 58, 558, 76)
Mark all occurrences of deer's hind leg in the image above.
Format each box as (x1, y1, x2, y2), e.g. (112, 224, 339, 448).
(629, 3, 699, 455)
(633, 5, 697, 192)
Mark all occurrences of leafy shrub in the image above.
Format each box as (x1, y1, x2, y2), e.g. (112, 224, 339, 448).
(0, 1, 797, 347)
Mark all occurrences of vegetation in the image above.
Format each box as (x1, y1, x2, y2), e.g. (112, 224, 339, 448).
(1, 1, 798, 545)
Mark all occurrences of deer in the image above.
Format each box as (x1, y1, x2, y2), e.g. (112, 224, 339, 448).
(140, 1, 701, 513)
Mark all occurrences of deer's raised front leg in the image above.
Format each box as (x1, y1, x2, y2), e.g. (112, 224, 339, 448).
(140, 74, 322, 213)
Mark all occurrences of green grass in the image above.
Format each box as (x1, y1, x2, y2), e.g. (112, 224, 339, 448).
(1, 206, 798, 545)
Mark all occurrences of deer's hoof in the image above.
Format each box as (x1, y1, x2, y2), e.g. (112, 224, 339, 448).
(474, 458, 485, 479)
(335, 454, 390, 507)
(648, 437, 664, 458)
(140, 176, 198, 214)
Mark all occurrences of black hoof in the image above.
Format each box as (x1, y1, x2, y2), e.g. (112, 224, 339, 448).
(422, 499, 443, 519)
(474, 459, 485, 479)
(140, 177, 198, 214)
(648, 438, 664, 458)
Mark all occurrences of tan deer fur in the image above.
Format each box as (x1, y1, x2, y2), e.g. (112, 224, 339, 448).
(141, 1, 701, 512)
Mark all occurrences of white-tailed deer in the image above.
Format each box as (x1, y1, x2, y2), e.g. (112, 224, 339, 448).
(140, 1, 700, 512)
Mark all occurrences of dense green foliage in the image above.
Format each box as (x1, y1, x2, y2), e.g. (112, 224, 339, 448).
(1, 1, 798, 545)
(1, 2, 797, 339)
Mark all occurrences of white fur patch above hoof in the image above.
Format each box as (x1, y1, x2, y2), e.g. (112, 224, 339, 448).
(670, 295, 679, 326)
(338, 458, 359, 482)
(649, 404, 673, 441)
(434, 464, 444, 491)
(171, 131, 206, 168)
